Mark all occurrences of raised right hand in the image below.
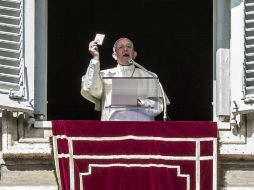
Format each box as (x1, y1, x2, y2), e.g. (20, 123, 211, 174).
(88, 41, 99, 60)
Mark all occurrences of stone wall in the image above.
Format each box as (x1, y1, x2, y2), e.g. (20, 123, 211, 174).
(0, 110, 57, 189)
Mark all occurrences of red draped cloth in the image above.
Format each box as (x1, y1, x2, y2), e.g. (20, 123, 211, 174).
(52, 121, 217, 190)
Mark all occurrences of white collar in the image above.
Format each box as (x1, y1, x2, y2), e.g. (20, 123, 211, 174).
(116, 63, 135, 71)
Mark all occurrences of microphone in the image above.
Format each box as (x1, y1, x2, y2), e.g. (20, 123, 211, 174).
(129, 59, 156, 77)
(128, 59, 168, 121)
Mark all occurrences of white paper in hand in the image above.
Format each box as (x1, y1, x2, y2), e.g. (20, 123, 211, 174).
(94, 34, 105, 45)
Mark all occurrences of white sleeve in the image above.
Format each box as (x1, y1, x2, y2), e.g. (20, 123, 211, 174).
(137, 79, 170, 117)
(138, 97, 164, 117)
(81, 59, 103, 110)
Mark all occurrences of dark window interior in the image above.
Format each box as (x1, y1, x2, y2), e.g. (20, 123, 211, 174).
(48, 0, 212, 121)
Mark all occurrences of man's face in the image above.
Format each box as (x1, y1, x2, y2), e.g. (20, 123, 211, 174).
(113, 38, 136, 65)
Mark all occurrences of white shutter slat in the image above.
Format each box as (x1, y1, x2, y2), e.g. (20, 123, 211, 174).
(0, 64, 19, 75)
(0, 40, 20, 50)
(0, 32, 20, 42)
(0, 49, 20, 58)
(0, 81, 19, 91)
(246, 44, 254, 48)
(0, 72, 20, 83)
(246, 29, 254, 37)
(0, 24, 20, 34)
(0, 15, 20, 25)
(0, 0, 20, 9)
(0, 7, 20, 17)
(0, 57, 19, 67)
(0, 0, 22, 98)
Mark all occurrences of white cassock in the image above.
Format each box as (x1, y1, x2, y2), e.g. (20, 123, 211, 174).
(81, 59, 170, 121)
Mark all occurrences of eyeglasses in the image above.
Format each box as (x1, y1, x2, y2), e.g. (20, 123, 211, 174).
(115, 44, 133, 50)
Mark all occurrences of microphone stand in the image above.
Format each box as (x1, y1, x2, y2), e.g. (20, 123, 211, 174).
(129, 59, 168, 121)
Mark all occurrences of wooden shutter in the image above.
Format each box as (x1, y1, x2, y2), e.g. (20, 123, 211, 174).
(0, 0, 24, 98)
(244, 0, 254, 102)
(0, 0, 36, 112)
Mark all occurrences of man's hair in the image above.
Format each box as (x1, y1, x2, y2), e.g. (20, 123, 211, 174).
(113, 37, 134, 52)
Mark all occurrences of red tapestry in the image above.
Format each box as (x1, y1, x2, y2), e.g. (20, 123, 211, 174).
(52, 121, 217, 190)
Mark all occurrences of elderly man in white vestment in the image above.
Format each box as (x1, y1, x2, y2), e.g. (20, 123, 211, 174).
(81, 37, 169, 121)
